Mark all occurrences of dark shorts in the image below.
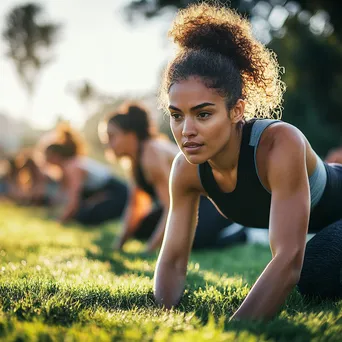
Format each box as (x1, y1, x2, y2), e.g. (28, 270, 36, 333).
(74, 177, 128, 225)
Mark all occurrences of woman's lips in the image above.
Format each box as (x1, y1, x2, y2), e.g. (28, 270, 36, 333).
(183, 141, 204, 153)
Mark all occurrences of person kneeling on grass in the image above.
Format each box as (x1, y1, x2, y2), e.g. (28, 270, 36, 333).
(153, 3, 342, 321)
(99, 102, 247, 253)
(44, 123, 128, 225)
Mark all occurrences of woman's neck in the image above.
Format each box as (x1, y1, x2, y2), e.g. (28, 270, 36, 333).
(208, 123, 243, 173)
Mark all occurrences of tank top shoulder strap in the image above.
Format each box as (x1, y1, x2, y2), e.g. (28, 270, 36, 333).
(248, 119, 281, 193)
(249, 119, 281, 147)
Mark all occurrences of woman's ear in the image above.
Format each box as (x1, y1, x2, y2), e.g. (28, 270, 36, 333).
(230, 99, 245, 123)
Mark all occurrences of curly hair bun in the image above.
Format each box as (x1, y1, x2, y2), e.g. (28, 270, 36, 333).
(163, 3, 286, 119)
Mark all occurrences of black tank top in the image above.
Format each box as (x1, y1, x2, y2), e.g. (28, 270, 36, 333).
(198, 119, 271, 228)
(198, 119, 341, 233)
(134, 145, 156, 199)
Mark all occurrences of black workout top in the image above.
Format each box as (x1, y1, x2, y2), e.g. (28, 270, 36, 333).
(134, 145, 156, 199)
(198, 119, 342, 233)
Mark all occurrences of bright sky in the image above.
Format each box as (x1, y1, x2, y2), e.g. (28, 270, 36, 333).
(0, 0, 174, 129)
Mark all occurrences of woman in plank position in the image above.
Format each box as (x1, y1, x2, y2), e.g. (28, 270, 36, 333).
(153, 3, 342, 320)
(103, 102, 246, 252)
(45, 124, 128, 225)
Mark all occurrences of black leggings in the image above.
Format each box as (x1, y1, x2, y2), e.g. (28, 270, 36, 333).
(134, 196, 246, 249)
(74, 178, 128, 225)
(298, 163, 342, 299)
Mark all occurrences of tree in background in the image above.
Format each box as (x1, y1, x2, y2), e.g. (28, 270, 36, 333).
(66, 80, 99, 119)
(2, 3, 61, 98)
(124, 0, 342, 155)
(124, 0, 342, 39)
(269, 16, 342, 156)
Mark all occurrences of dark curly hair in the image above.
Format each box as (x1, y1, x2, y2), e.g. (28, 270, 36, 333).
(107, 102, 156, 141)
(159, 3, 285, 119)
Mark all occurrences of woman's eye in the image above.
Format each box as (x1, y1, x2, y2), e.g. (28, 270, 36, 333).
(170, 113, 182, 120)
(198, 112, 211, 119)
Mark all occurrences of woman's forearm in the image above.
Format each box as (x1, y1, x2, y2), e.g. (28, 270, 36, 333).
(154, 259, 187, 309)
(145, 209, 168, 252)
(117, 204, 139, 248)
(59, 197, 79, 223)
(231, 253, 302, 321)
(119, 189, 151, 245)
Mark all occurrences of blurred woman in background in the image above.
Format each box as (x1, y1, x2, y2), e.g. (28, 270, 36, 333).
(44, 123, 128, 225)
(15, 149, 57, 206)
(101, 102, 247, 253)
(1, 157, 24, 202)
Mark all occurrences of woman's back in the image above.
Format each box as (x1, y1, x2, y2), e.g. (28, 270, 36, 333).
(77, 156, 112, 191)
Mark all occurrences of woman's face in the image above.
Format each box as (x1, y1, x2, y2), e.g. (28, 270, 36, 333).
(106, 122, 136, 158)
(168, 77, 236, 164)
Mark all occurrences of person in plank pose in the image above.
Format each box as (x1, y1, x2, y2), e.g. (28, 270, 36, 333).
(153, 3, 342, 320)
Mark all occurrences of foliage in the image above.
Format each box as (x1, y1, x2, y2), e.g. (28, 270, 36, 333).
(2, 3, 61, 97)
(269, 17, 342, 156)
(124, 0, 342, 40)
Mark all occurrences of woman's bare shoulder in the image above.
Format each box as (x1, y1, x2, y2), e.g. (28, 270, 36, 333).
(258, 121, 309, 159)
(171, 152, 205, 194)
(146, 138, 178, 157)
(142, 139, 177, 170)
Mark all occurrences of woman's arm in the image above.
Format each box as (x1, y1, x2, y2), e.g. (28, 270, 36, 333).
(231, 126, 310, 321)
(154, 153, 201, 308)
(115, 185, 152, 249)
(58, 164, 85, 223)
(144, 153, 173, 253)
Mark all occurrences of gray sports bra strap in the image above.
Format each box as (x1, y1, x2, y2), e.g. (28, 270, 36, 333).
(249, 119, 280, 147)
(249, 119, 281, 194)
(248, 119, 327, 208)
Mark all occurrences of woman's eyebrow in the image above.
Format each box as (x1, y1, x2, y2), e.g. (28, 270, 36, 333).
(168, 102, 215, 112)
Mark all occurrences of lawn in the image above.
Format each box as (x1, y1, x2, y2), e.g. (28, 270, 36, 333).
(0, 203, 341, 341)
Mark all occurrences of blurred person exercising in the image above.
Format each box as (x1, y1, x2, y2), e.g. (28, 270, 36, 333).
(45, 123, 128, 225)
(1, 157, 26, 202)
(15, 149, 57, 206)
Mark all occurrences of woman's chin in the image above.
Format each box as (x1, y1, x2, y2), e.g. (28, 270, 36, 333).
(182, 152, 207, 165)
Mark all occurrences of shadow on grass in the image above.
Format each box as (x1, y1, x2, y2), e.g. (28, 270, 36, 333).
(226, 317, 314, 342)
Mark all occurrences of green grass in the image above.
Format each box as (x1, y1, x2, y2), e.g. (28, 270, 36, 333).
(0, 203, 341, 341)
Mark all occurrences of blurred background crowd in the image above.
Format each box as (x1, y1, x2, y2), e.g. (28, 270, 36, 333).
(1, 0, 342, 240)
